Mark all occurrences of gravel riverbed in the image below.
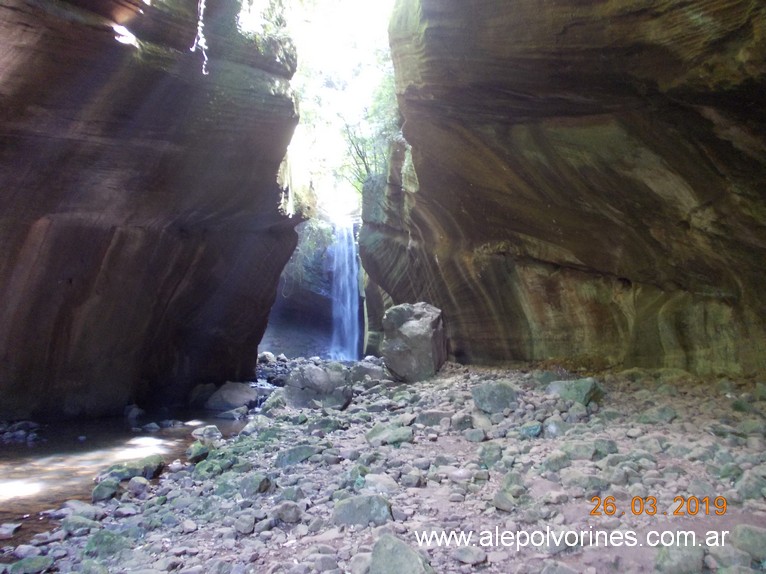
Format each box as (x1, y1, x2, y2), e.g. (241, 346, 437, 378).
(2, 360, 766, 574)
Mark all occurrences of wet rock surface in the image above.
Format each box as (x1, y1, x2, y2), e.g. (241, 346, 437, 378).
(2, 362, 766, 573)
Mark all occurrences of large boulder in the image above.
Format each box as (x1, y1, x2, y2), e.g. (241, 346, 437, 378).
(284, 362, 353, 410)
(380, 303, 447, 382)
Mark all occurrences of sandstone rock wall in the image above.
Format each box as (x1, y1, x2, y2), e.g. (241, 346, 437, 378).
(0, 0, 299, 418)
(360, 0, 766, 375)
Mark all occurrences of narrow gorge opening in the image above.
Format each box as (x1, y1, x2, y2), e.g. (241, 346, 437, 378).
(2, 0, 765, 568)
(260, 0, 396, 361)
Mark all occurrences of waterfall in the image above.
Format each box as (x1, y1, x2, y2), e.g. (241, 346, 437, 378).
(329, 221, 360, 360)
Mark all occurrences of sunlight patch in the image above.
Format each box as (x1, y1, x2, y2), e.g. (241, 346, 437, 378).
(0, 480, 44, 501)
(112, 25, 138, 47)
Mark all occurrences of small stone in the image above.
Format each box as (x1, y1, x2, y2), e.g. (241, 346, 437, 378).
(560, 441, 596, 461)
(471, 381, 518, 414)
(369, 533, 435, 574)
(312, 554, 339, 572)
(493, 472, 526, 512)
(462, 428, 486, 442)
(84, 530, 131, 558)
(239, 415, 272, 436)
(732, 524, 766, 561)
(13, 545, 40, 559)
(400, 471, 422, 488)
(61, 515, 102, 535)
(708, 543, 753, 568)
(450, 412, 473, 431)
(8, 556, 54, 574)
(566, 402, 588, 422)
(363, 474, 399, 494)
(559, 468, 609, 491)
(543, 415, 571, 438)
(348, 552, 372, 574)
(273, 501, 303, 524)
(127, 476, 150, 496)
(453, 545, 487, 565)
(185, 441, 210, 463)
(638, 405, 677, 424)
(477, 442, 503, 467)
(415, 410, 452, 427)
(190, 424, 223, 444)
(240, 472, 271, 497)
(96, 453, 165, 482)
(275, 445, 320, 468)
(366, 424, 414, 447)
(540, 562, 579, 574)
(333, 495, 392, 527)
(735, 470, 766, 500)
(547, 377, 603, 406)
(92, 478, 120, 502)
(655, 544, 705, 574)
(519, 421, 542, 438)
(63, 500, 105, 521)
(0, 523, 21, 540)
(216, 406, 249, 420)
(542, 450, 571, 472)
(234, 513, 256, 534)
(181, 519, 198, 533)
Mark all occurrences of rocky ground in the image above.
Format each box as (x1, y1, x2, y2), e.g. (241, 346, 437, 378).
(2, 358, 766, 574)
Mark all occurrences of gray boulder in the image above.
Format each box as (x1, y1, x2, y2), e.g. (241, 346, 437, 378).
(204, 382, 261, 411)
(380, 302, 446, 383)
(285, 362, 353, 410)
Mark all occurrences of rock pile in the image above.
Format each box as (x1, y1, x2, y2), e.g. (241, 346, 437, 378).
(0, 421, 41, 444)
(2, 363, 766, 573)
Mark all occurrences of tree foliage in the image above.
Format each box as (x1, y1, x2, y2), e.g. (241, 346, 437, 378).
(338, 55, 399, 193)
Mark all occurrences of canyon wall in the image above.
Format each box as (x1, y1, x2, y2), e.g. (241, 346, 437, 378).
(0, 0, 299, 418)
(360, 0, 766, 375)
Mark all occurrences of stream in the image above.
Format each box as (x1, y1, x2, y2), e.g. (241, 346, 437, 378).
(0, 412, 246, 545)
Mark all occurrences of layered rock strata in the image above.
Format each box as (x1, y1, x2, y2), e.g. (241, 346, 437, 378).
(361, 0, 766, 375)
(0, 0, 299, 418)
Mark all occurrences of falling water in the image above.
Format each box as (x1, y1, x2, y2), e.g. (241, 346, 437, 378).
(329, 221, 360, 360)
